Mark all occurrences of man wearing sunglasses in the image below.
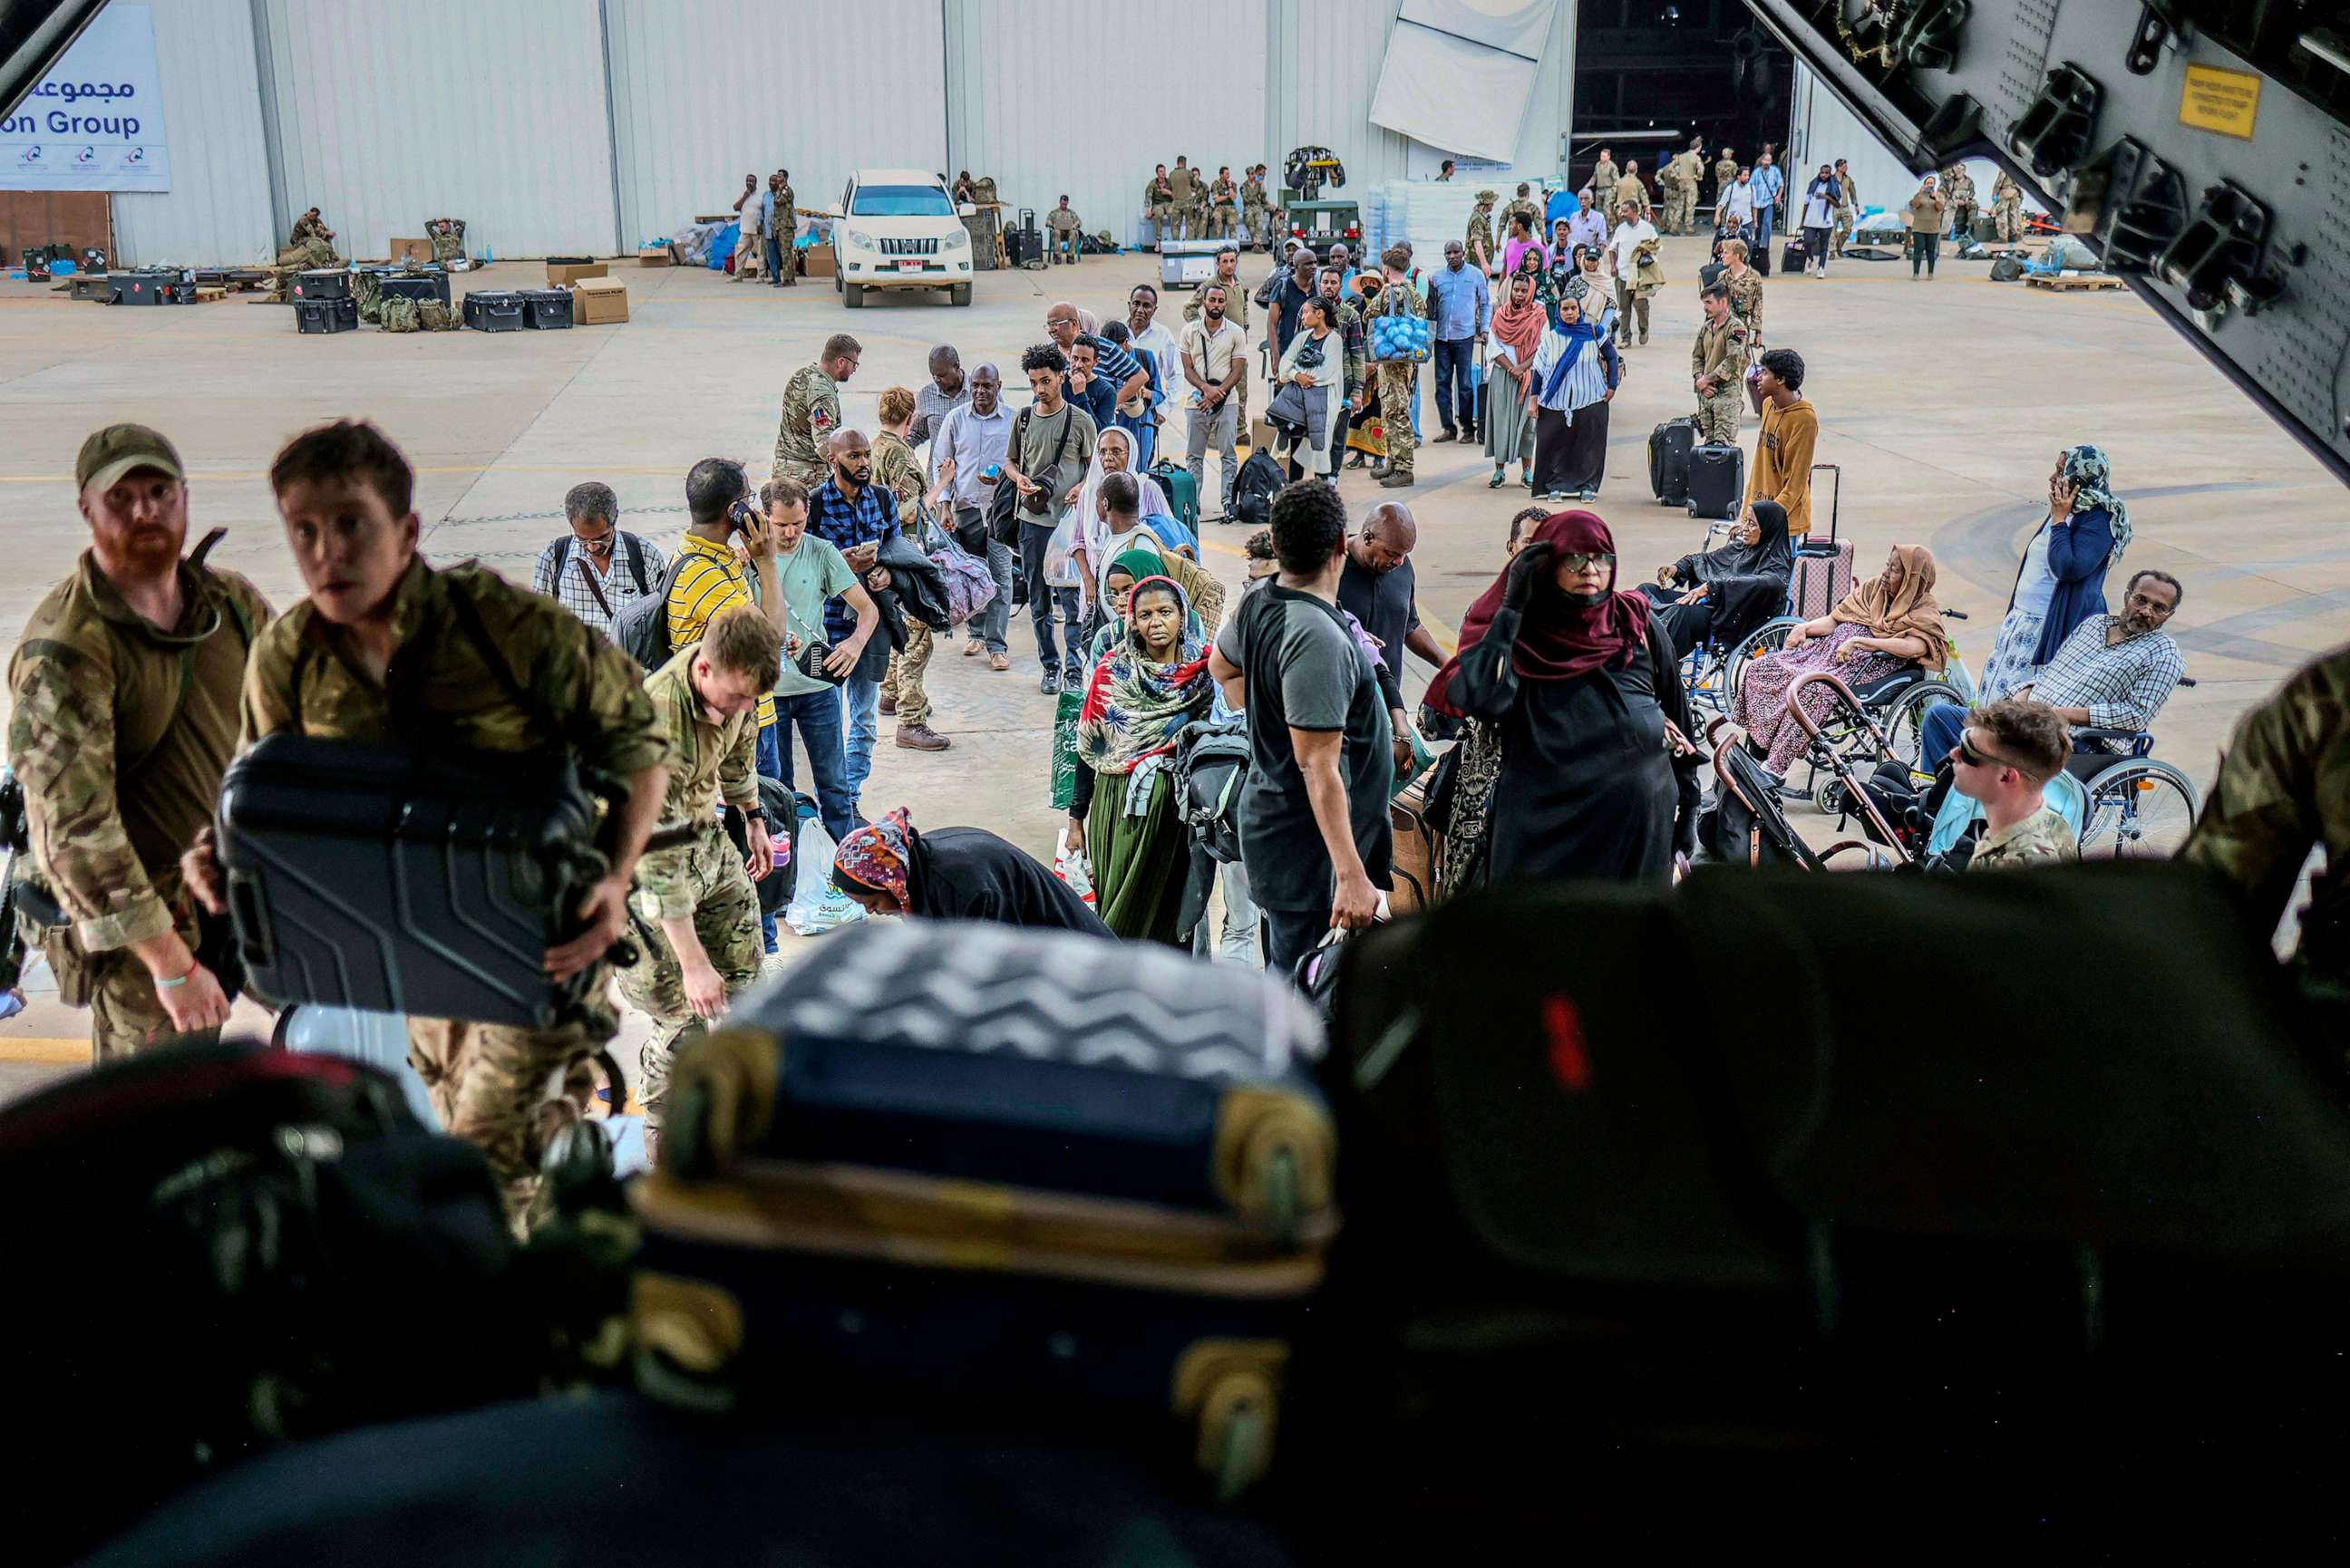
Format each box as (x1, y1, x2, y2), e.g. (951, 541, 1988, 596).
(1947, 699, 2078, 870)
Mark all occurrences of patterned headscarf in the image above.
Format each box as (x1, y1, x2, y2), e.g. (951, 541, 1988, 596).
(1074, 576, 1213, 779)
(2062, 443, 2132, 561)
(832, 807, 915, 911)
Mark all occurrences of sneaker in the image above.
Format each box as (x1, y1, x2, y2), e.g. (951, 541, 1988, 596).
(1039, 669, 1060, 695)
(988, 652, 1010, 672)
(895, 722, 951, 751)
(1379, 471, 1415, 489)
(878, 692, 898, 717)
(1487, 469, 1507, 489)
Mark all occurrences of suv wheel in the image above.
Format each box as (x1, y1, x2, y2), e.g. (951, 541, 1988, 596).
(844, 284, 865, 309)
(949, 283, 972, 306)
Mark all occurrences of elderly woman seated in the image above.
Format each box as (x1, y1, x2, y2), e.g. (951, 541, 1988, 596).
(1636, 499, 1795, 657)
(1733, 544, 1950, 779)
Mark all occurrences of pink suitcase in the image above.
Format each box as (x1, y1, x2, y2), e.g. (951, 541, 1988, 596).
(1790, 463, 1850, 618)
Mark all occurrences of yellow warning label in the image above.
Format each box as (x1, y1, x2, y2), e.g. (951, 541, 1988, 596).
(2180, 64, 2260, 140)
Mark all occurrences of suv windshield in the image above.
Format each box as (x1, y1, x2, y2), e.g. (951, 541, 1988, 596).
(850, 185, 955, 218)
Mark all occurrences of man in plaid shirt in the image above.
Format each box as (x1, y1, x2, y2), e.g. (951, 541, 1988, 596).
(1923, 570, 2185, 760)
(808, 430, 899, 805)
(530, 482, 669, 640)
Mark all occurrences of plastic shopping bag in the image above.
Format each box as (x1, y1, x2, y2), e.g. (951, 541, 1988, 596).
(1043, 511, 1082, 589)
(783, 807, 865, 936)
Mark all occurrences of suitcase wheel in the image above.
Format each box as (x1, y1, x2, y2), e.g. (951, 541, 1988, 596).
(1173, 1341, 1286, 1503)
(661, 1026, 782, 1178)
(1213, 1089, 1335, 1246)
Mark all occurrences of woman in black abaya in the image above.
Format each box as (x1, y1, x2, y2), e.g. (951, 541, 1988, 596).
(1636, 499, 1796, 657)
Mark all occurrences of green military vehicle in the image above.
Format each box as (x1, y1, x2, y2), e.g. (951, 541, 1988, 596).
(1278, 146, 1360, 253)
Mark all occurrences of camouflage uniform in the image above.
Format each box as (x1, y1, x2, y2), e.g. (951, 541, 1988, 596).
(1209, 178, 1239, 239)
(772, 361, 843, 488)
(618, 646, 762, 1154)
(1045, 204, 1083, 265)
(1241, 173, 1270, 247)
(1500, 196, 1541, 242)
(266, 221, 338, 302)
(1145, 176, 1176, 246)
(1724, 266, 1763, 346)
(1662, 152, 1704, 235)
(1832, 171, 1859, 256)
(240, 557, 669, 1227)
(2184, 646, 2350, 987)
(1371, 279, 1423, 478)
(7, 547, 270, 1061)
(870, 429, 935, 730)
(1714, 155, 1740, 210)
(1465, 193, 1497, 272)
(1944, 168, 1977, 238)
(1590, 160, 1619, 206)
(426, 218, 466, 265)
(1991, 172, 2024, 243)
(1168, 165, 1199, 240)
(1691, 315, 1751, 445)
(772, 183, 797, 284)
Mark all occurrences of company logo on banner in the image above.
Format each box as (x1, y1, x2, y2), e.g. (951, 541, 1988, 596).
(0, 5, 171, 194)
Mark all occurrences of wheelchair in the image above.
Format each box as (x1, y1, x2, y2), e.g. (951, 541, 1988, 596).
(2064, 683, 2201, 858)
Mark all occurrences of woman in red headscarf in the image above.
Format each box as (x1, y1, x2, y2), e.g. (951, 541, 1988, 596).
(1424, 510, 1701, 890)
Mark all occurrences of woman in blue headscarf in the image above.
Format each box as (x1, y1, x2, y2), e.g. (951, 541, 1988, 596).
(1976, 443, 2134, 700)
(1527, 292, 1622, 503)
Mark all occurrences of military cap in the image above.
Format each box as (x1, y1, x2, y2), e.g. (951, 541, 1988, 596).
(76, 423, 185, 494)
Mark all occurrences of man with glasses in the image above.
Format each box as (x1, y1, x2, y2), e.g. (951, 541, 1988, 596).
(1920, 571, 2186, 764)
(1945, 699, 2079, 870)
(533, 481, 670, 640)
(1044, 303, 1149, 414)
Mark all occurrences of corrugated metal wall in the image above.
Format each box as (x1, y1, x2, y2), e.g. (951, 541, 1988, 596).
(606, 0, 947, 248)
(253, 0, 621, 260)
(110, 0, 276, 266)
(942, 0, 1269, 247)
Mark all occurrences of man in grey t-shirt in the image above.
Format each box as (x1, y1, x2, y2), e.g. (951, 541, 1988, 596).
(1210, 479, 1393, 976)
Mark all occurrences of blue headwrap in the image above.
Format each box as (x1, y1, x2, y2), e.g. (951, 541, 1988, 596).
(1539, 297, 1610, 409)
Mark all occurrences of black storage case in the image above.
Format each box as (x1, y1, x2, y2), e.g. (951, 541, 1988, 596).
(296, 296, 360, 334)
(293, 268, 352, 302)
(520, 288, 574, 329)
(110, 272, 193, 305)
(462, 290, 525, 332)
(380, 271, 452, 306)
(218, 733, 607, 1029)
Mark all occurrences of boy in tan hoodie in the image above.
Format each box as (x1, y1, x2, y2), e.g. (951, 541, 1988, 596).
(1744, 348, 1820, 535)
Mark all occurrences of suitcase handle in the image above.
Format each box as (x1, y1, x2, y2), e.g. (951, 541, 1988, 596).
(1811, 463, 1840, 542)
(228, 870, 275, 967)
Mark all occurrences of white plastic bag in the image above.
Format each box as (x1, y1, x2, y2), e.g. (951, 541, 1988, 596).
(1054, 824, 1097, 906)
(1042, 511, 1082, 589)
(783, 808, 865, 935)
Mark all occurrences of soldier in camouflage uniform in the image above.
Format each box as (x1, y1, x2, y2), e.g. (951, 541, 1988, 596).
(774, 333, 859, 489)
(871, 386, 947, 752)
(1691, 284, 1751, 445)
(1661, 146, 1704, 235)
(1209, 168, 1239, 239)
(1465, 189, 1498, 274)
(1371, 247, 1423, 489)
(1500, 183, 1542, 243)
(1991, 170, 2025, 243)
(7, 425, 272, 1061)
(1831, 160, 1859, 257)
(1721, 238, 1764, 347)
(1145, 166, 1176, 249)
(619, 606, 778, 1163)
(1943, 166, 1977, 239)
(1168, 158, 1199, 240)
(190, 419, 672, 1231)
(1241, 166, 1272, 248)
(2185, 642, 2350, 991)
(266, 208, 340, 301)
(1589, 150, 1619, 208)
(772, 172, 798, 286)
(1714, 150, 1740, 212)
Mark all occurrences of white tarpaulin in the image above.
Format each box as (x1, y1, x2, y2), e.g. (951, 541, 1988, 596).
(0, 4, 171, 193)
(1368, 0, 1558, 164)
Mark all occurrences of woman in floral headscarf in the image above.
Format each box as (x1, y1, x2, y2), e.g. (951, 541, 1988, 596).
(833, 806, 1109, 934)
(1066, 574, 1216, 944)
(1976, 442, 2133, 701)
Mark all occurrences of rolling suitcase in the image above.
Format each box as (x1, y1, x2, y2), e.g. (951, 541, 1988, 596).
(1147, 458, 1200, 532)
(218, 731, 610, 1028)
(1789, 461, 1852, 617)
(1781, 239, 1808, 273)
(1685, 441, 1744, 519)
(635, 918, 1334, 1497)
(1648, 418, 1696, 506)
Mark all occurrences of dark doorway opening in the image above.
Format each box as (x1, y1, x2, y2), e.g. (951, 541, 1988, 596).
(1570, 0, 1792, 212)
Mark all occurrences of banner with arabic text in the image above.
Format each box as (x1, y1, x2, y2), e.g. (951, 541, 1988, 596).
(0, 5, 171, 194)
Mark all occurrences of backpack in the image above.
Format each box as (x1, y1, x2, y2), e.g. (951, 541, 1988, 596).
(381, 295, 461, 334)
(612, 551, 697, 672)
(1172, 718, 1251, 865)
(553, 532, 650, 606)
(1232, 449, 1285, 530)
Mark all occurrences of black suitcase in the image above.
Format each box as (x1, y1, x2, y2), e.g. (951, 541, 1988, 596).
(1649, 418, 1695, 506)
(462, 290, 525, 332)
(1685, 441, 1743, 518)
(520, 287, 574, 329)
(218, 732, 608, 1027)
(380, 271, 452, 306)
(110, 271, 191, 305)
(295, 296, 359, 334)
(293, 267, 352, 302)
(1781, 240, 1807, 273)
(637, 918, 1333, 1497)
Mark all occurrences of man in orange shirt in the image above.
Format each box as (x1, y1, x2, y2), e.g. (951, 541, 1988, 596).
(1743, 348, 1819, 534)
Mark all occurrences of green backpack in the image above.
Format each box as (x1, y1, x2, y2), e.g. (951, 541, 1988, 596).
(381, 295, 461, 334)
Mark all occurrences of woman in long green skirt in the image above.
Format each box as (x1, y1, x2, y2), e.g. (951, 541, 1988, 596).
(1067, 572, 1214, 945)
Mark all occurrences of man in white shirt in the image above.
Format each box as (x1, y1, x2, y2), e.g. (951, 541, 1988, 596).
(1181, 283, 1248, 514)
(1719, 169, 1757, 237)
(925, 364, 1018, 669)
(1125, 284, 1182, 468)
(732, 173, 764, 284)
(1606, 201, 1660, 348)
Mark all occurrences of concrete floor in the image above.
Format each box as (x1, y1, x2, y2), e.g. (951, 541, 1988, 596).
(2, 238, 2343, 1076)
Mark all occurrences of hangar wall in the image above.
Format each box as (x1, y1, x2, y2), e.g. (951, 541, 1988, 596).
(106, 0, 1580, 266)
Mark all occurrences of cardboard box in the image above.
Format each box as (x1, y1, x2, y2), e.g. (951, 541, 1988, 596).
(546, 258, 607, 286)
(1248, 418, 1277, 455)
(389, 236, 432, 264)
(570, 276, 629, 324)
(800, 244, 836, 279)
(637, 245, 675, 267)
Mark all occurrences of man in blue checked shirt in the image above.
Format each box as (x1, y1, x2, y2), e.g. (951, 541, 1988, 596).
(808, 429, 899, 804)
(1750, 151, 1786, 264)
(1425, 239, 1491, 444)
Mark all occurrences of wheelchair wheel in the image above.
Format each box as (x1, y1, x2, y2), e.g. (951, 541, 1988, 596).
(1724, 616, 1802, 709)
(1880, 680, 1968, 766)
(2079, 760, 2199, 858)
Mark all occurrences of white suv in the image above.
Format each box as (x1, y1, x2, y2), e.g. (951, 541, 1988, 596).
(832, 169, 975, 308)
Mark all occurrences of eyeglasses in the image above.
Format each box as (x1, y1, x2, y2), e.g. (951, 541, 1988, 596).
(1558, 551, 1614, 572)
(2123, 591, 2175, 613)
(575, 531, 615, 555)
(1954, 733, 2028, 774)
